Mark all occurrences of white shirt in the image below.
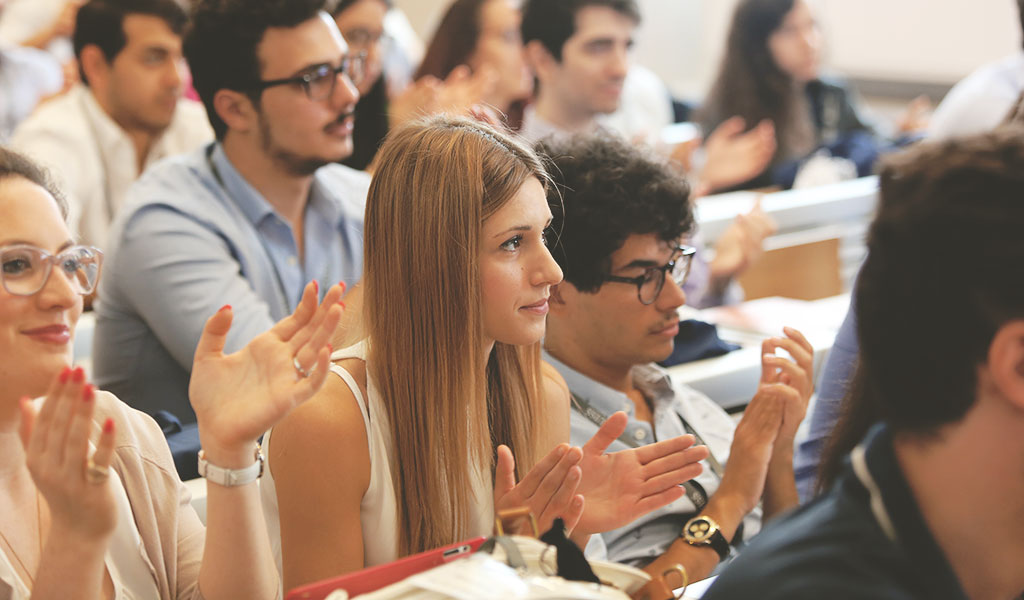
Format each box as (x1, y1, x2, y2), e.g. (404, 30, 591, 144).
(929, 51, 1024, 140)
(0, 45, 63, 140)
(10, 85, 213, 249)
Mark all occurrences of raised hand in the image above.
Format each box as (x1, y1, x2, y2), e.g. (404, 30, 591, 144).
(701, 117, 777, 193)
(709, 196, 777, 284)
(575, 413, 709, 534)
(19, 367, 117, 540)
(493, 443, 585, 536)
(189, 281, 344, 465)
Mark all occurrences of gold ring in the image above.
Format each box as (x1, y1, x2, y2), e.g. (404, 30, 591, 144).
(85, 458, 110, 484)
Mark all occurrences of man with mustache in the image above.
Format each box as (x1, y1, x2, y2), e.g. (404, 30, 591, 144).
(10, 0, 212, 250)
(92, 0, 368, 474)
(538, 134, 811, 586)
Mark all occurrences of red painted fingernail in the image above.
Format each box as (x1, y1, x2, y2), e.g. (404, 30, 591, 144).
(337, 301, 346, 310)
(59, 366, 71, 383)
(337, 281, 347, 294)
(327, 343, 333, 353)
(82, 384, 94, 402)
(103, 418, 114, 434)
(219, 304, 231, 312)
(313, 280, 319, 294)
(72, 367, 85, 383)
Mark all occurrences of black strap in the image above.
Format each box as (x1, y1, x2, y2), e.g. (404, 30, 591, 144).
(569, 392, 723, 512)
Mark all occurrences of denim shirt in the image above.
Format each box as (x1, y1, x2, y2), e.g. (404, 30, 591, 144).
(543, 351, 762, 567)
(94, 143, 368, 423)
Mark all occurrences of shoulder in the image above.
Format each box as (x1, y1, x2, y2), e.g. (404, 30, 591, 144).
(10, 89, 90, 147)
(540, 360, 570, 410)
(91, 390, 182, 482)
(316, 163, 371, 216)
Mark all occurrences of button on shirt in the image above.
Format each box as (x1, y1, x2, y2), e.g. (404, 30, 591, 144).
(93, 143, 368, 423)
(544, 352, 762, 568)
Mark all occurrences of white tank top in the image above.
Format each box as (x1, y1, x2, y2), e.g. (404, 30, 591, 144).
(261, 341, 495, 575)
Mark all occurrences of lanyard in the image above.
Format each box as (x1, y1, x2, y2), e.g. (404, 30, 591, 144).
(570, 391, 724, 511)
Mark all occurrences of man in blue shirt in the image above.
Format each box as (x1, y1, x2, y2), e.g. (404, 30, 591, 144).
(538, 134, 813, 585)
(93, 0, 368, 433)
(704, 130, 1024, 599)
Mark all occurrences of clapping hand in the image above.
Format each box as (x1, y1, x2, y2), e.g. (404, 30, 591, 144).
(760, 327, 814, 443)
(701, 117, 777, 193)
(575, 412, 709, 534)
(493, 443, 586, 536)
(20, 367, 118, 541)
(189, 281, 345, 466)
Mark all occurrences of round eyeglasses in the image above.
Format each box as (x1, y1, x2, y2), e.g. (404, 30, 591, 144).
(603, 245, 696, 305)
(251, 52, 367, 101)
(1, 244, 103, 297)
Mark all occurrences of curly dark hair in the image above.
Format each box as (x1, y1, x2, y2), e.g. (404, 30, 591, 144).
(520, 0, 639, 61)
(535, 134, 693, 293)
(184, 0, 327, 139)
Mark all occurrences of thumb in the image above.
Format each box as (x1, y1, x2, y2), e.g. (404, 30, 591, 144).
(194, 305, 233, 361)
(493, 444, 517, 501)
(713, 116, 746, 139)
(583, 411, 628, 456)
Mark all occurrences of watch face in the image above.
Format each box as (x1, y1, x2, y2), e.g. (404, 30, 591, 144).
(686, 517, 715, 543)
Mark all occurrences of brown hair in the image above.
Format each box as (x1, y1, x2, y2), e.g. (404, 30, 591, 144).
(697, 0, 814, 163)
(0, 147, 69, 219)
(363, 115, 549, 555)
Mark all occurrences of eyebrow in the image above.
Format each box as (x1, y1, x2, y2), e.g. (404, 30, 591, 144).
(492, 217, 554, 238)
(614, 258, 660, 273)
(0, 240, 75, 252)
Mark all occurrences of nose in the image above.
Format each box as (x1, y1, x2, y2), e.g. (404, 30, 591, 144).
(167, 57, 186, 91)
(332, 68, 361, 109)
(655, 272, 687, 312)
(35, 262, 81, 312)
(531, 245, 564, 289)
(609, 45, 629, 80)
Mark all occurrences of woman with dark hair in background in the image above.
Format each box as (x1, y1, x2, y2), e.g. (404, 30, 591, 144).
(698, 0, 926, 190)
(416, 0, 532, 130)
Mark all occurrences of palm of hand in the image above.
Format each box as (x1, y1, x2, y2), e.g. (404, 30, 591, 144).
(574, 448, 649, 533)
(189, 333, 306, 451)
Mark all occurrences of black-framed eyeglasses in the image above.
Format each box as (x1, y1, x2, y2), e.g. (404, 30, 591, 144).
(251, 52, 367, 101)
(1, 244, 103, 297)
(603, 245, 696, 305)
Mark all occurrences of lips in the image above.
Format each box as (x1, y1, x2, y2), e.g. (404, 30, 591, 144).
(520, 298, 549, 316)
(650, 320, 679, 337)
(22, 324, 72, 345)
(325, 112, 355, 136)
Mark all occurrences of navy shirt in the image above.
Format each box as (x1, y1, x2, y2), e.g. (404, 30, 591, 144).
(703, 424, 969, 600)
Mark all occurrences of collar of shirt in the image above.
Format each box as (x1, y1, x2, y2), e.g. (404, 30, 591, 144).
(542, 350, 676, 430)
(858, 423, 969, 598)
(208, 142, 345, 231)
(78, 85, 141, 168)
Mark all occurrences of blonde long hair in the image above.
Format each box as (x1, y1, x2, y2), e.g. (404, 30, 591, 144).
(363, 116, 548, 556)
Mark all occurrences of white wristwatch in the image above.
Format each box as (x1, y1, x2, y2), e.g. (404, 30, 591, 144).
(197, 446, 264, 486)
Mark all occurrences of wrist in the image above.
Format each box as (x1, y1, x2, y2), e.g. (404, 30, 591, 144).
(47, 517, 115, 548)
(704, 490, 749, 530)
(197, 429, 258, 469)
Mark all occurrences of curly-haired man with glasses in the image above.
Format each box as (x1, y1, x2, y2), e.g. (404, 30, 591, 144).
(538, 134, 812, 587)
(93, 0, 369, 476)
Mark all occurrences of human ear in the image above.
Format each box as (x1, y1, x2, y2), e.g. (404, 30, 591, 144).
(524, 40, 557, 81)
(78, 45, 109, 89)
(986, 320, 1024, 411)
(213, 89, 258, 135)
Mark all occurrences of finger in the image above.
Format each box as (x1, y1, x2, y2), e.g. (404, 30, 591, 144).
(760, 339, 780, 384)
(640, 443, 709, 479)
(444, 64, 471, 85)
(290, 284, 345, 356)
(762, 357, 810, 398)
(765, 336, 814, 372)
(536, 465, 581, 532)
(640, 461, 706, 497)
(63, 384, 98, 479)
(631, 433, 697, 465)
(295, 344, 336, 403)
(270, 280, 322, 341)
(582, 411, 628, 456)
(493, 444, 518, 502)
(193, 304, 233, 361)
(561, 495, 585, 534)
(782, 326, 814, 356)
(47, 367, 85, 466)
(34, 366, 72, 451)
(715, 116, 746, 138)
(632, 485, 686, 517)
(90, 417, 117, 472)
(515, 444, 579, 500)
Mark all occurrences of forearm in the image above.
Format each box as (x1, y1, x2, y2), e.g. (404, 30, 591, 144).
(199, 447, 279, 600)
(641, 493, 745, 583)
(761, 445, 798, 520)
(32, 527, 110, 599)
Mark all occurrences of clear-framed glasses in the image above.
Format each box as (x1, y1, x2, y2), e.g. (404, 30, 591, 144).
(341, 27, 392, 55)
(0, 244, 103, 297)
(603, 245, 696, 305)
(251, 52, 367, 100)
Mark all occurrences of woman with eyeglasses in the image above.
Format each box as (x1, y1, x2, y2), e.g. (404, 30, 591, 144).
(0, 145, 343, 599)
(263, 115, 710, 591)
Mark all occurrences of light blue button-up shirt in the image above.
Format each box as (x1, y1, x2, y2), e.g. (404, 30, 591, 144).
(543, 351, 762, 568)
(93, 143, 368, 423)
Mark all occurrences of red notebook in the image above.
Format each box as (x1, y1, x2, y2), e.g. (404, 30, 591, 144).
(285, 537, 488, 600)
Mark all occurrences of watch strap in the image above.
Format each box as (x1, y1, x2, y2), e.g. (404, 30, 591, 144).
(683, 516, 730, 561)
(197, 446, 264, 486)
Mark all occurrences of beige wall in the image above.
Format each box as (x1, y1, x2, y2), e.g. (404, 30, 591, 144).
(393, 0, 1022, 99)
